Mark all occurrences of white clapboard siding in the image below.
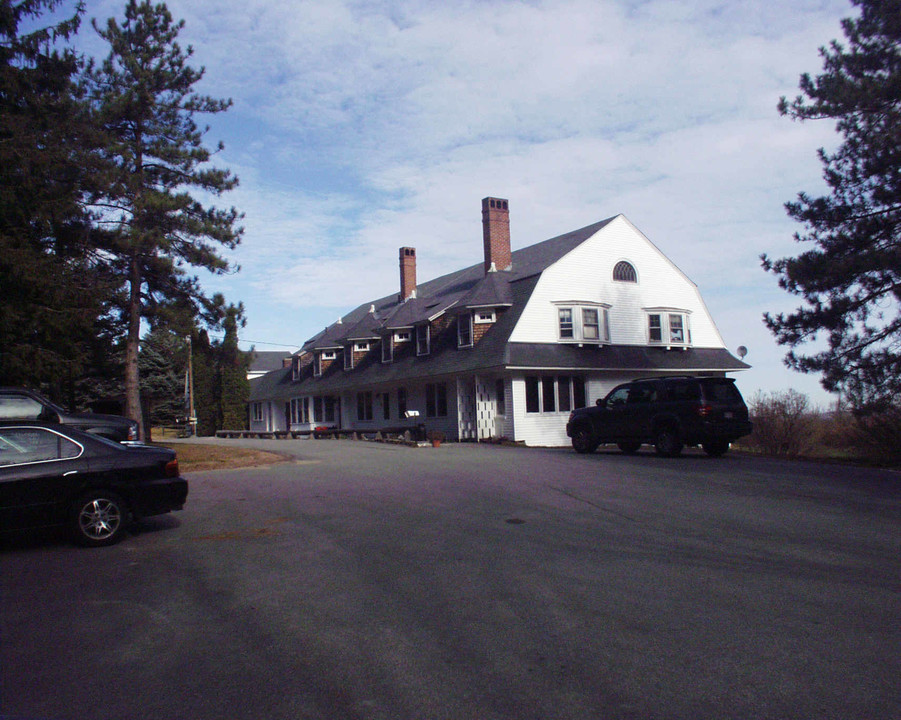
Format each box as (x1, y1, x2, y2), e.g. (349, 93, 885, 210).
(509, 215, 726, 348)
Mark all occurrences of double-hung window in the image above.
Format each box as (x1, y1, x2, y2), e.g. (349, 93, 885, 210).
(458, 313, 473, 348)
(357, 391, 373, 421)
(425, 383, 447, 417)
(381, 335, 393, 363)
(558, 308, 574, 339)
(416, 325, 430, 356)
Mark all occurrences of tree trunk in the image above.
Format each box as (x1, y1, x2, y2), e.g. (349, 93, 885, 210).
(124, 254, 143, 440)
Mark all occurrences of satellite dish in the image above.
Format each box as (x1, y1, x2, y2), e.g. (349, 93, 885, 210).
(737, 345, 748, 359)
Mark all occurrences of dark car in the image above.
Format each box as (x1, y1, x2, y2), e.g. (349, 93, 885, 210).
(0, 388, 138, 443)
(0, 422, 187, 546)
(566, 376, 752, 457)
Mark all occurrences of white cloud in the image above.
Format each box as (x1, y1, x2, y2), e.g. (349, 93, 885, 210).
(74, 0, 854, 404)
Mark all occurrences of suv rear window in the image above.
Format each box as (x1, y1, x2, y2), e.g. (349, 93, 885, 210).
(701, 380, 742, 403)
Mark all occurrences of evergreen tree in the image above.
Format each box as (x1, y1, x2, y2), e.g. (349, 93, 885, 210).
(762, 0, 901, 409)
(216, 301, 250, 431)
(0, 0, 116, 388)
(139, 326, 185, 428)
(85, 0, 243, 438)
(191, 328, 216, 436)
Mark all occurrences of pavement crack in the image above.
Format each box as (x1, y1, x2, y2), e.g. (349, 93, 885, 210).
(545, 484, 637, 521)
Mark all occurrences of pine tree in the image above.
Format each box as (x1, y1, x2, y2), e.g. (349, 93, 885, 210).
(85, 0, 243, 438)
(0, 0, 116, 388)
(762, 0, 901, 409)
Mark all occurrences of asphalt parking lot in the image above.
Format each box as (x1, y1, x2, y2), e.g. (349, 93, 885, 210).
(2, 439, 899, 720)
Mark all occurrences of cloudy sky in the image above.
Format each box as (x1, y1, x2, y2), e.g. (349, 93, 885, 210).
(72, 0, 854, 406)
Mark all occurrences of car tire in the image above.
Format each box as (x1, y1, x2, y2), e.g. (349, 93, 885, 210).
(617, 441, 641, 455)
(702, 440, 730, 457)
(571, 427, 598, 454)
(71, 491, 129, 547)
(654, 427, 683, 457)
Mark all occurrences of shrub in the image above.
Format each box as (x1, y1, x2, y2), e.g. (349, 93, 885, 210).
(746, 389, 822, 457)
(849, 403, 901, 466)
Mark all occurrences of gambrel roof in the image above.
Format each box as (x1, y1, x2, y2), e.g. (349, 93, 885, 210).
(251, 212, 748, 403)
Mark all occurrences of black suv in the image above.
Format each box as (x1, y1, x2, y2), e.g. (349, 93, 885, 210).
(566, 376, 752, 457)
(0, 388, 138, 443)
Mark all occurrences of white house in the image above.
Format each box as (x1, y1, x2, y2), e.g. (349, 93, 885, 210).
(249, 197, 748, 446)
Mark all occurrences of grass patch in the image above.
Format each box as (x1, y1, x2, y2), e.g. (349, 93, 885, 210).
(156, 443, 292, 472)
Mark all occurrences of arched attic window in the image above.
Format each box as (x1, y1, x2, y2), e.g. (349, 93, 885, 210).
(613, 261, 637, 282)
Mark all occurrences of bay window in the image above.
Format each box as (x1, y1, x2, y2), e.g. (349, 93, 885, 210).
(556, 303, 610, 343)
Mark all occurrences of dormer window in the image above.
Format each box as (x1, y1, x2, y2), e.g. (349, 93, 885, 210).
(555, 302, 610, 343)
(458, 313, 473, 348)
(344, 346, 353, 370)
(354, 342, 370, 352)
(613, 261, 637, 282)
(416, 324, 430, 356)
(381, 335, 393, 363)
(474, 310, 496, 324)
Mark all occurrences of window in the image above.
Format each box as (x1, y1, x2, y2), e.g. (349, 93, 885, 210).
(542, 377, 556, 413)
(357, 391, 373, 421)
(313, 355, 321, 377)
(324, 396, 336, 422)
(475, 310, 496, 324)
(313, 396, 323, 422)
(557, 304, 610, 343)
(397, 387, 407, 417)
(458, 313, 473, 347)
(425, 383, 447, 417)
(496, 378, 506, 416)
(381, 392, 390, 420)
(649, 314, 663, 343)
(381, 335, 393, 363)
(251, 403, 263, 422)
(558, 308, 574, 339)
(647, 311, 691, 346)
(321, 350, 337, 360)
(525, 376, 587, 414)
(354, 341, 370, 352)
(669, 314, 685, 344)
(394, 330, 411, 342)
(0, 427, 82, 466)
(526, 377, 540, 413)
(558, 375, 572, 413)
(0, 395, 43, 420)
(344, 346, 353, 370)
(613, 261, 637, 282)
(416, 325, 430, 356)
(582, 308, 599, 340)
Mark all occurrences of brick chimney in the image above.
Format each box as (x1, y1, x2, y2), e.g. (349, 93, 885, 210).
(482, 197, 511, 273)
(399, 246, 416, 300)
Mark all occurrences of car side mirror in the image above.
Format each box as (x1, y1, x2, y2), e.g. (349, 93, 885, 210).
(596, 398, 605, 407)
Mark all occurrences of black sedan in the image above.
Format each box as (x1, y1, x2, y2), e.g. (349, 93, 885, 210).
(0, 422, 188, 547)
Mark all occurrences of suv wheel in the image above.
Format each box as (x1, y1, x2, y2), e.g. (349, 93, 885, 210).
(571, 426, 598, 454)
(617, 441, 641, 455)
(702, 440, 730, 457)
(654, 427, 683, 457)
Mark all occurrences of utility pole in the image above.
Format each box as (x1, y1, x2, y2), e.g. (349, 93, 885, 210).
(186, 335, 196, 437)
